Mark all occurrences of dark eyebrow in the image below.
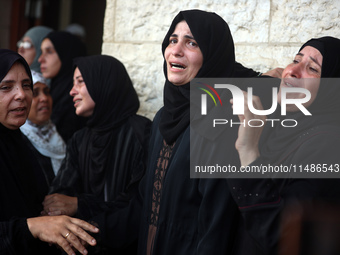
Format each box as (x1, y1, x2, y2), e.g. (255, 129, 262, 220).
(310, 56, 322, 67)
(42, 46, 55, 51)
(75, 75, 83, 80)
(184, 35, 195, 40)
(169, 34, 196, 41)
(296, 52, 322, 67)
(0, 80, 15, 84)
(0, 78, 31, 85)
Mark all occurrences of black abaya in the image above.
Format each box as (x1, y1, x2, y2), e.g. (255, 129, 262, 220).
(49, 55, 151, 254)
(0, 49, 58, 254)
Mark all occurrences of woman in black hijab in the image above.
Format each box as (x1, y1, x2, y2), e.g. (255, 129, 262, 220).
(39, 31, 87, 142)
(228, 36, 340, 255)
(86, 9, 265, 255)
(0, 49, 99, 255)
(43, 55, 151, 253)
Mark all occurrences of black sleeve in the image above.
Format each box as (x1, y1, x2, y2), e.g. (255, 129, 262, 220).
(86, 176, 145, 250)
(226, 132, 340, 254)
(233, 61, 260, 77)
(76, 149, 146, 220)
(0, 218, 35, 254)
(48, 133, 82, 196)
(197, 179, 239, 254)
(76, 116, 151, 220)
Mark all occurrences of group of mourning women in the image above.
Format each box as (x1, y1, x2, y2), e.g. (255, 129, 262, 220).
(1, 9, 340, 255)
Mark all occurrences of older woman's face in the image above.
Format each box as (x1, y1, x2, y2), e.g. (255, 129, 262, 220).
(28, 82, 52, 125)
(0, 62, 32, 129)
(70, 67, 95, 117)
(278, 46, 323, 112)
(38, 38, 62, 79)
(17, 36, 36, 66)
(164, 20, 203, 86)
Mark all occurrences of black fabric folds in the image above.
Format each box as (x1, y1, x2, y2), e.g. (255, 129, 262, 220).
(73, 55, 139, 131)
(49, 55, 151, 254)
(227, 37, 340, 255)
(159, 10, 236, 144)
(0, 125, 47, 220)
(0, 49, 41, 220)
(50, 55, 150, 204)
(73, 55, 141, 199)
(0, 49, 58, 254)
(46, 31, 87, 142)
(0, 49, 32, 86)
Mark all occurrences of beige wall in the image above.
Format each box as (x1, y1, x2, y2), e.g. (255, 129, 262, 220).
(102, 0, 340, 119)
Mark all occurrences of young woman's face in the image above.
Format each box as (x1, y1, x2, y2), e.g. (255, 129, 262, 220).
(17, 36, 36, 66)
(0, 62, 32, 129)
(28, 82, 53, 125)
(70, 67, 95, 117)
(164, 20, 203, 86)
(278, 46, 323, 112)
(38, 38, 62, 79)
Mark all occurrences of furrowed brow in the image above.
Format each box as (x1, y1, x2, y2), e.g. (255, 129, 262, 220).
(310, 56, 322, 67)
(184, 35, 195, 40)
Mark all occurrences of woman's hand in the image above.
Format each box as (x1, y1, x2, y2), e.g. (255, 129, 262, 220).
(230, 91, 266, 166)
(42, 194, 78, 216)
(27, 215, 99, 255)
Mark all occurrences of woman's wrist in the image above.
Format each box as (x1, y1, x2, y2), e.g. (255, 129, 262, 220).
(26, 218, 37, 238)
(238, 148, 260, 166)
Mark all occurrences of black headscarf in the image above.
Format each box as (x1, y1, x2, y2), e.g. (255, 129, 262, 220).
(0, 49, 48, 220)
(159, 10, 236, 144)
(45, 31, 87, 142)
(0, 49, 32, 85)
(72, 55, 140, 198)
(259, 36, 340, 163)
(74, 55, 139, 131)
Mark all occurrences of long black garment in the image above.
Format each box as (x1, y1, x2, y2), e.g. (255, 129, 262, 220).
(88, 10, 265, 255)
(21, 135, 56, 186)
(227, 37, 340, 255)
(46, 31, 87, 142)
(88, 110, 239, 254)
(0, 49, 58, 255)
(49, 55, 151, 254)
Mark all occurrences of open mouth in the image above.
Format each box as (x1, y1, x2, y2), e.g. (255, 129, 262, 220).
(74, 99, 81, 107)
(283, 78, 298, 88)
(38, 106, 49, 111)
(171, 62, 186, 70)
(10, 107, 26, 115)
(12, 107, 25, 112)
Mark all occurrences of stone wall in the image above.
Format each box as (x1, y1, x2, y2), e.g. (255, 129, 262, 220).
(102, 0, 340, 119)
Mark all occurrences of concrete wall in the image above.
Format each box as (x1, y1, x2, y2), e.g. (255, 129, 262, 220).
(102, 0, 340, 119)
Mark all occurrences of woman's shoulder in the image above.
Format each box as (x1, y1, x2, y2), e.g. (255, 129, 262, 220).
(285, 125, 340, 164)
(129, 114, 152, 127)
(151, 107, 163, 124)
(297, 125, 340, 143)
(66, 127, 89, 148)
(126, 114, 152, 148)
